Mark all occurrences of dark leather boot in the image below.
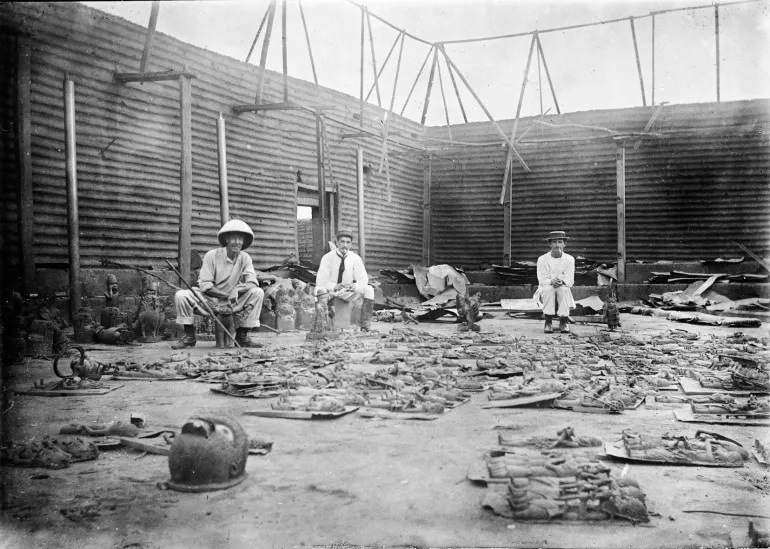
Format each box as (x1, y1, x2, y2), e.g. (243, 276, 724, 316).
(559, 317, 570, 333)
(359, 298, 375, 331)
(543, 316, 553, 334)
(172, 325, 196, 349)
(235, 328, 260, 348)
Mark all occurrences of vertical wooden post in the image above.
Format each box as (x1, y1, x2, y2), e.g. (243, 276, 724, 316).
(629, 17, 647, 107)
(651, 14, 656, 106)
(715, 4, 721, 103)
(315, 112, 327, 248)
(217, 113, 229, 225)
(139, 1, 160, 73)
(178, 74, 193, 286)
(255, 0, 277, 104)
(17, 35, 35, 292)
(616, 144, 626, 283)
(64, 74, 81, 318)
(356, 147, 366, 264)
(421, 48, 439, 125)
(281, 0, 288, 101)
(422, 154, 432, 266)
(503, 169, 512, 267)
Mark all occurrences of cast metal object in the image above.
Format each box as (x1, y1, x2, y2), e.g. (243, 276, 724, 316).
(166, 416, 249, 492)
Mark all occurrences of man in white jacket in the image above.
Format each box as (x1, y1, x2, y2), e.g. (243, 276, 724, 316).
(534, 231, 575, 333)
(315, 228, 375, 330)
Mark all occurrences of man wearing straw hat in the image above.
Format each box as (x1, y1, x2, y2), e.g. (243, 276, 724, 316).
(173, 219, 270, 348)
(534, 230, 575, 334)
(316, 228, 375, 331)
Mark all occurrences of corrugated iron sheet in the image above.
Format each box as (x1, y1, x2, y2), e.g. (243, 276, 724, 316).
(0, 2, 425, 273)
(427, 100, 770, 267)
(1, 29, 20, 266)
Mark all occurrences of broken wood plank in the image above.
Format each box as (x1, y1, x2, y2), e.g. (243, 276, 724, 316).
(119, 437, 170, 456)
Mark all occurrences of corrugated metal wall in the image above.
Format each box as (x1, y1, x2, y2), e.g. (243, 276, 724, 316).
(0, 28, 20, 263)
(0, 2, 425, 274)
(427, 100, 770, 267)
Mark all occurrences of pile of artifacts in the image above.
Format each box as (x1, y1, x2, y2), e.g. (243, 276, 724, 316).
(474, 427, 651, 523)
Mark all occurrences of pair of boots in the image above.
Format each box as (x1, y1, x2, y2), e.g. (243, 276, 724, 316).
(173, 325, 257, 348)
(543, 315, 570, 334)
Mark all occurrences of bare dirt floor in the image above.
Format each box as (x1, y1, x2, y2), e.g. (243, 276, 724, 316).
(1, 314, 769, 549)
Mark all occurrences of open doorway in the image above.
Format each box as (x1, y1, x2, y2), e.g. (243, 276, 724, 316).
(297, 206, 313, 264)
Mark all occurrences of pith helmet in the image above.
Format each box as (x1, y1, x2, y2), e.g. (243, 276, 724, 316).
(218, 220, 254, 250)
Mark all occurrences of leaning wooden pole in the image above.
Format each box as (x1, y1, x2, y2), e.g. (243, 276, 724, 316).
(536, 35, 560, 114)
(297, 0, 318, 86)
(441, 48, 526, 170)
(616, 144, 627, 283)
(255, 0, 277, 104)
(366, 33, 401, 102)
(356, 146, 366, 264)
(64, 74, 81, 319)
(499, 33, 536, 203)
(245, 2, 271, 63)
(436, 56, 453, 136)
(629, 16, 647, 106)
(400, 45, 434, 116)
(139, 1, 160, 73)
(366, 9, 382, 107)
(178, 73, 193, 286)
(420, 48, 439, 125)
(441, 46, 468, 123)
(217, 113, 230, 225)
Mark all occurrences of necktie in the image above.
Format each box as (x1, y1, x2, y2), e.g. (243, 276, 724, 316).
(337, 254, 346, 284)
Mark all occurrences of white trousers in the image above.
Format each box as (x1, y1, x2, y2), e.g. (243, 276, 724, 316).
(175, 287, 264, 328)
(539, 285, 573, 317)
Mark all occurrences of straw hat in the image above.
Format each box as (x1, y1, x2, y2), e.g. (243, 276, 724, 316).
(545, 231, 570, 241)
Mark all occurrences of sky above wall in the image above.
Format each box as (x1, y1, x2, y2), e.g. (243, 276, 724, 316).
(82, 0, 770, 125)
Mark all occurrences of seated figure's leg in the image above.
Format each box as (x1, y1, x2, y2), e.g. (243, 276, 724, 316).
(175, 289, 199, 326)
(173, 289, 204, 348)
(555, 287, 572, 318)
(539, 285, 557, 316)
(360, 285, 376, 330)
(234, 286, 265, 329)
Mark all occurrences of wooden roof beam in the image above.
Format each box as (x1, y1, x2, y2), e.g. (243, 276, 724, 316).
(114, 70, 196, 83)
